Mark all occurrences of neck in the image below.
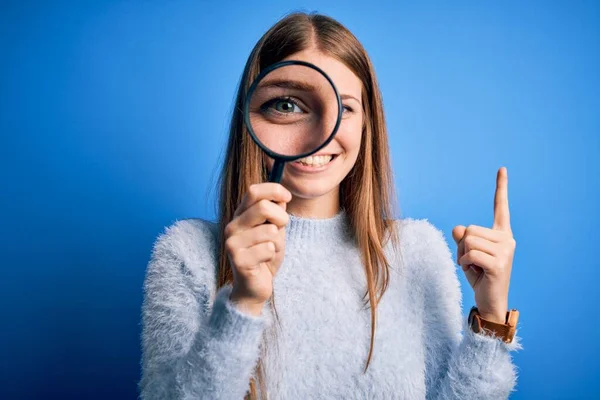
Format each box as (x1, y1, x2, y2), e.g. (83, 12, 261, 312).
(286, 187, 340, 218)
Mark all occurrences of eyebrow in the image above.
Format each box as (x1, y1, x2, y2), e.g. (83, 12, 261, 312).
(257, 79, 318, 92)
(341, 94, 361, 104)
(257, 79, 362, 104)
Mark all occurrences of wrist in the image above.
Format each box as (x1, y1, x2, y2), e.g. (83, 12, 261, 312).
(478, 311, 507, 324)
(229, 290, 266, 317)
(468, 306, 520, 344)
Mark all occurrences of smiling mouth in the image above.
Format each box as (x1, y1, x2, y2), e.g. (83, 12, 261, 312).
(294, 154, 338, 167)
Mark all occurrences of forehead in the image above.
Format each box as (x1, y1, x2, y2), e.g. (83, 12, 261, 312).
(282, 49, 362, 100)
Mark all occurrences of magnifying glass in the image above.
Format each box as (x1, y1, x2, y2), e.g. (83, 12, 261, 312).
(243, 60, 343, 183)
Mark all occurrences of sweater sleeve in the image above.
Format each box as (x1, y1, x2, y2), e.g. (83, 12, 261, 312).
(139, 219, 270, 400)
(415, 220, 522, 400)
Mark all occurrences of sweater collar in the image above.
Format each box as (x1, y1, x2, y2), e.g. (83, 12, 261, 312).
(285, 209, 352, 244)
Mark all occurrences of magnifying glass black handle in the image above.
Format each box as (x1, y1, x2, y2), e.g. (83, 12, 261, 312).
(269, 159, 285, 183)
(263, 159, 286, 226)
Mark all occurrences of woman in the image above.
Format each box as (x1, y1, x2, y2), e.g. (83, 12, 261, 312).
(139, 12, 521, 400)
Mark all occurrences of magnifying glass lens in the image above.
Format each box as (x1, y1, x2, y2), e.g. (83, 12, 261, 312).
(247, 64, 339, 158)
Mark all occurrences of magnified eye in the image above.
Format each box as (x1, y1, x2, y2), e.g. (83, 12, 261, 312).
(263, 97, 305, 115)
(276, 100, 300, 113)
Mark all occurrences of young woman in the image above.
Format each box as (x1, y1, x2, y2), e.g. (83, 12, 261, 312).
(139, 12, 521, 400)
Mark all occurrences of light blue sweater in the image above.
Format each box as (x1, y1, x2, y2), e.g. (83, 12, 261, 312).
(139, 211, 521, 399)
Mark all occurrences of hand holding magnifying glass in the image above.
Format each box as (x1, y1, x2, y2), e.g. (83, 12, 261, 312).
(226, 61, 343, 314)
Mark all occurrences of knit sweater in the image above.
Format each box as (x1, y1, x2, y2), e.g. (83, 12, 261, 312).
(139, 211, 521, 399)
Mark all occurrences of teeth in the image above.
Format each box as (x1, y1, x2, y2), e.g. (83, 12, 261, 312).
(296, 155, 333, 166)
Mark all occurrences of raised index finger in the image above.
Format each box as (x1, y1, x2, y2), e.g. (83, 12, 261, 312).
(493, 166, 511, 232)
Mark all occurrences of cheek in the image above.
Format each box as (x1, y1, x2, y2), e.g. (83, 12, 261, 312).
(336, 116, 363, 157)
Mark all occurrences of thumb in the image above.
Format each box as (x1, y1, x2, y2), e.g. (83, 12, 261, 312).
(452, 225, 466, 245)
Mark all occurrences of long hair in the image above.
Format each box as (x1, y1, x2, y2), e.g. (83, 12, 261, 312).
(215, 11, 400, 399)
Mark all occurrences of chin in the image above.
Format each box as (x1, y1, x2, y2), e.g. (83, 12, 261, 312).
(281, 176, 339, 200)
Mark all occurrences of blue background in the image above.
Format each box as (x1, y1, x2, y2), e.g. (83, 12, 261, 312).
(2, 1, 598, 399)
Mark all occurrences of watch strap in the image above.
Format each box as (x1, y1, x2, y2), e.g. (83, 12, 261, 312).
(468, 306, 519, 344)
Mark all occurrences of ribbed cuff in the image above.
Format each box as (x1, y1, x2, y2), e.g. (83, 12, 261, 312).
(459, 317, 523, 374)
(208, 284, 271, 341)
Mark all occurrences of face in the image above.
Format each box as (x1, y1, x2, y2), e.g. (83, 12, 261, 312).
(264, 48, 364, 203)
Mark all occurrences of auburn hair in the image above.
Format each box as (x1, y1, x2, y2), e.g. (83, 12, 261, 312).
(215, 11, 400, 399)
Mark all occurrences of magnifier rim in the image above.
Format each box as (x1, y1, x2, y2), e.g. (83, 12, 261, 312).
(243, 60, 343, 162)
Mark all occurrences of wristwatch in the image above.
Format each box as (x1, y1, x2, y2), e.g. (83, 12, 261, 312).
(468, 306, 519, 344)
